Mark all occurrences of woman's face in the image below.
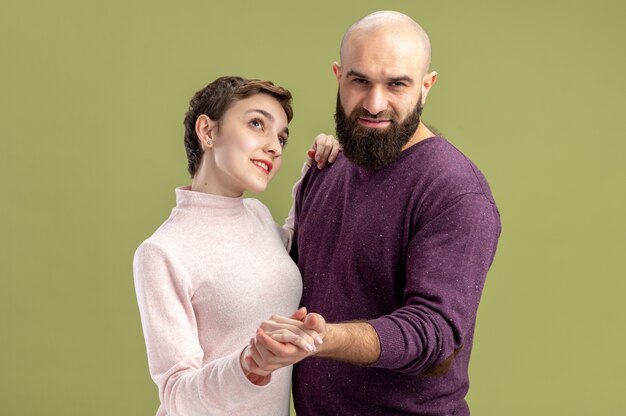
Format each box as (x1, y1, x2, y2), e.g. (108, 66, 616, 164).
(208, 93, 289, 197)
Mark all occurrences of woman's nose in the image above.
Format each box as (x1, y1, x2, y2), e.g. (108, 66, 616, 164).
(264, 136, 282, 156)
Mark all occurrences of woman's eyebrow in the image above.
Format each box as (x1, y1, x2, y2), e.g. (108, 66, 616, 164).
(245, 108, 274, 121)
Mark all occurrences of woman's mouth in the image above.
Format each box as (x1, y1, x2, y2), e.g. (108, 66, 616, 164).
(251, 159, 272, 174)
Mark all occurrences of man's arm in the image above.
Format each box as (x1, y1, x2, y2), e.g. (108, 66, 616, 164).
(365, 193, 501, 375)
(251, 316, 380, 367)
(314, 322, 380, 365)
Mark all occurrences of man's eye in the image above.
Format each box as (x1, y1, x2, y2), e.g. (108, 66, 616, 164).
(390, 82, 406, 87)
(353, 78, 369, 85)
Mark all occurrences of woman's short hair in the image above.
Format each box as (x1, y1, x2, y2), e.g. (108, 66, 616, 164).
(183, 76, 293, 177)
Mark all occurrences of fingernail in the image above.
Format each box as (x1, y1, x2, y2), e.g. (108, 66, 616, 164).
(306, 343, 316, 353)
(315, 336, 323, 345)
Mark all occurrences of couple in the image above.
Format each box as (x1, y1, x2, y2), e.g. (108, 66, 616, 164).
(133, 11, 501, 416)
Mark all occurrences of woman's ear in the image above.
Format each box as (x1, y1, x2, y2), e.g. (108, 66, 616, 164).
(195, 114, 217, 150)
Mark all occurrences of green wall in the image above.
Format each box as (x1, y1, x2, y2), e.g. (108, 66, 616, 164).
(2, 1, 625, 414)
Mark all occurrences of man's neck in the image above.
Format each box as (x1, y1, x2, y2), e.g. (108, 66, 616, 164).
(402, 121, 435, 151)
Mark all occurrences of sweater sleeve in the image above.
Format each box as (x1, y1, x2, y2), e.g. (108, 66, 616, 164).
(279, 162, 311, 251)
(133, 241, 271, 415)
(368, 193, 501, 375)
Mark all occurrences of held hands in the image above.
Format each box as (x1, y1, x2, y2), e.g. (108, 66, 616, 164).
(241, 307, 326, 382)
(306, 134, 342, 169)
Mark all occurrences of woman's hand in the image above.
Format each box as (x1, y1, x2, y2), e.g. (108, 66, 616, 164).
(242, 308, 327, 377)
(261, 308, 325, 352)
(240, 340, 272, 386)
(306, 134, 342, 169)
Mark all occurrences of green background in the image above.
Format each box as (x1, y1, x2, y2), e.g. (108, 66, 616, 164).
(2, 0, 625, 414)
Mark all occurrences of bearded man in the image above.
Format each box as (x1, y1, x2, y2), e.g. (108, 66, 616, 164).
(250, 10, 501, 416)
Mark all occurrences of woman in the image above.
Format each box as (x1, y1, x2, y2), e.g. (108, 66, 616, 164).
(133, 76, 339, 415)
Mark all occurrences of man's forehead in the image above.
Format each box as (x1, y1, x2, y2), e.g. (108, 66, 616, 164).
(340, 17, 431, 73)
(342, 41, 425, 79)
(349, 30, 424, 56)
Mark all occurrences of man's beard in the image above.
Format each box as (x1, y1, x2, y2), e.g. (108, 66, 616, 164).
(334, 92, 423, 169)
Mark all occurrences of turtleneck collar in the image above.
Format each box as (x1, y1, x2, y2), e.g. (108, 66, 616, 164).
(174, 186, 245, 218)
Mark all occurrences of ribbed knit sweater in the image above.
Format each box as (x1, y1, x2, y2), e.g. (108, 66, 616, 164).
(133, 186, 301, 416)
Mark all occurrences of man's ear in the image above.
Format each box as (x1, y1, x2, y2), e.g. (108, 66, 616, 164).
(195, 114, 217, 150)
(421, 71, 438, 105)
(332, 62, 342, 81)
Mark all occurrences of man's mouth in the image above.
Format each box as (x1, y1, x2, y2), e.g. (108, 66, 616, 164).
(357, 118, 391, 128)
(251, 159, 272, 174)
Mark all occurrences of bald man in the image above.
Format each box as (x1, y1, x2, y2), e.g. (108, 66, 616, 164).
(251, 11, 501, 415)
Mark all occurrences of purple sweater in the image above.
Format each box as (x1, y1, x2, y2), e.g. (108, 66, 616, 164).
(291, 137, 501, 415)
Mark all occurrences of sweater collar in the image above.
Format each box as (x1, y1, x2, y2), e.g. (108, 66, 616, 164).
(174, 186, 245, 218)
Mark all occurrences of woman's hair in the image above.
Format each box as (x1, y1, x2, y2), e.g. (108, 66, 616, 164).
(183, 76, 293, 177)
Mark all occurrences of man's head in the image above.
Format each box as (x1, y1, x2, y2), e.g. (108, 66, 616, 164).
(333, 11, 437, 168)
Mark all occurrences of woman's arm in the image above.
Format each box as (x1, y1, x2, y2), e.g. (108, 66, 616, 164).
(281, 134, 341, 250)
(134, 242, 324, 412)
(133, 242, 288, 414)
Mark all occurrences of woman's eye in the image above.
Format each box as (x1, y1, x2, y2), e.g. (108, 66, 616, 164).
(249, 119, 263, 129)
(278, 137, 288, 147)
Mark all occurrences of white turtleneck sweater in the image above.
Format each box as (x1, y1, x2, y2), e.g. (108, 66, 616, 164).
(133, 186, 302, 416)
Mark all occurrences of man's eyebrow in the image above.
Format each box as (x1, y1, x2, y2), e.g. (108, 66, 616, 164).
(346, 70, 414, 84)
(346, 69, 369, 79)
(246, 108, 289, 136)
(388, 75, 414, 84)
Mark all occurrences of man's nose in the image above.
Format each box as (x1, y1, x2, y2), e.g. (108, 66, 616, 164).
(362, 86, 388, 116)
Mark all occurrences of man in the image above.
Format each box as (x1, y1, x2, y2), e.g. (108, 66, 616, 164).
(250, 10, 501, 415)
